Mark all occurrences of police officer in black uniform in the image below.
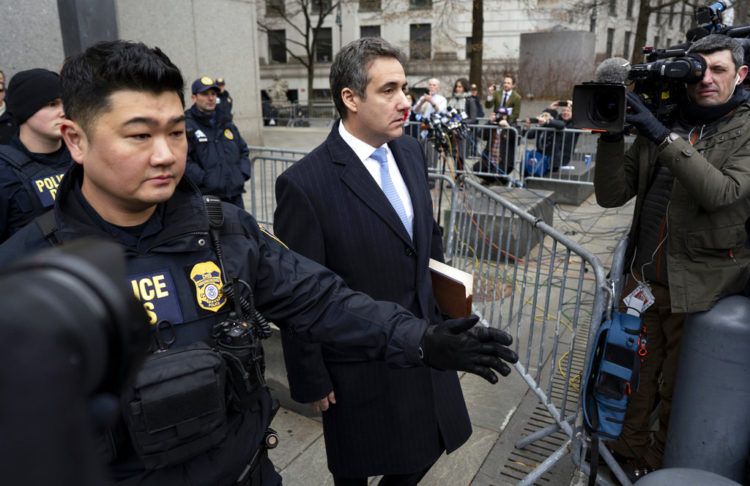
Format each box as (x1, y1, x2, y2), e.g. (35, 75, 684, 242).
(185, 76, 250, 208)
(0, 40, 518, 486)
(216, 77, 234, 121)
(0, 68, 71, 242)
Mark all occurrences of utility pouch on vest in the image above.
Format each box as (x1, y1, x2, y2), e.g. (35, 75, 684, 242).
(121, 341, 228, 470)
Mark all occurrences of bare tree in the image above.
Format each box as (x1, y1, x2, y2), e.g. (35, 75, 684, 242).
(258, 0, 339, 112)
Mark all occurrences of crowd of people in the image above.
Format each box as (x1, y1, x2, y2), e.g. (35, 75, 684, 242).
(2, 31, 750, 486)
(0, 38, 519, 486)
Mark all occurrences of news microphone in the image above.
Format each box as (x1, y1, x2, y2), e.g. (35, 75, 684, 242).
(595, 57, 631, 84)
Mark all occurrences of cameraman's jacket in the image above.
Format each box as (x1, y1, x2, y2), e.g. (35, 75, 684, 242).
(595, 102, 750, 313)
(0, 164, 431, 484)
(185, 105, 251, 201)
(0, 139, 72, 243)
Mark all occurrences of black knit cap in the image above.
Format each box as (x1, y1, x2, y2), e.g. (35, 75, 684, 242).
(6, 68, 61, 124)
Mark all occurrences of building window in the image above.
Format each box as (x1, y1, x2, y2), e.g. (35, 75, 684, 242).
(315, 27, 333, 63)
(623, 31, 632, 59)
(656, 0, 663, 24)
(268, 30, 287, 64)
(589, 11, 596, 33)
(360, 25, 381, 38)
(465, 37, 473, 60)
(266, 0, 284, 16)
(409, 0, 431, 10)
(626, 0, 634, 18)
(653, 35, 660, 49)
(410, 24, 431, 60)
(312, 0, 332, 14)
(608, 0, 616, 17)
(666, 38, 672, 47)
(606, 28, 614, 57)
(359, 0, 381, 12)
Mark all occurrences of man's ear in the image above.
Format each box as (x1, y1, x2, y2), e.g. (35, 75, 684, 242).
(340, 87, 358, 115)
(61, 120, 88, 166)
(738, 65, 749, 85)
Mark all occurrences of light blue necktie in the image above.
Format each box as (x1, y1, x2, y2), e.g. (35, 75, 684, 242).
(371, 147, 412, 239)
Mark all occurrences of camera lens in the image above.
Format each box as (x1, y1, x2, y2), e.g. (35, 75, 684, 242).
(592, 91, 621, 124)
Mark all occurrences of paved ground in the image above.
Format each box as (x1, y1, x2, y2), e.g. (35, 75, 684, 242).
(251, 126, 635, 486)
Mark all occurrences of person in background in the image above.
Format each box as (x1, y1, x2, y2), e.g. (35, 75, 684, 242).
(414, 77, 447, 117)
(448, 78, 483, 124)
(0, 69, 17, 144)
(486, 76, 521, 124)
(0, 68, 71, 242)
(215, 77, 233, 121)
(184, 76, 250, 208)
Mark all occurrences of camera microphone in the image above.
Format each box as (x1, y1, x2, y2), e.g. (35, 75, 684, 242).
(595, 57, 631, 84)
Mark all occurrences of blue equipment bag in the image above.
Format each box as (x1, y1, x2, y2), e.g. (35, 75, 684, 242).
(583, 311, 642, 439)
(523, 149, 550, 177)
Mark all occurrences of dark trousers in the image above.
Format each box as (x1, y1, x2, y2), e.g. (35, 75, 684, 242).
(332, 461, 434, 486)
(607, 276, 685, 468)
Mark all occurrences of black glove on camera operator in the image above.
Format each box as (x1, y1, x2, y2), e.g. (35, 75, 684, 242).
(420, 315, 518, 384)
(602, 91, 671, 144)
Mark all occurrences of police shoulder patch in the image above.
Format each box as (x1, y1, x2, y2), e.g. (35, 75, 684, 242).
(189, 261, 227, 312)
(224, 128, 234, 140)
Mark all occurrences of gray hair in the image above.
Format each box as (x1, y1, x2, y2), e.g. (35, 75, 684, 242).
(330, 37, 406, 119)
(688, 34, 745, 70)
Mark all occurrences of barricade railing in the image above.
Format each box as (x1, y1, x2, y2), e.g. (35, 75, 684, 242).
(440, 178, 610, 484)
(248, 155, 298, 227)
(405, 121, 524, 185)
(519, 126, 597, 185)
(248, 145, 307, 161)
(571, 236, 633, 486)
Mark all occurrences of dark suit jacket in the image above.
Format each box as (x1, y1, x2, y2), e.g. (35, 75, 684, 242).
(486, 89, 522, 123)
(273, 122, 471, 477)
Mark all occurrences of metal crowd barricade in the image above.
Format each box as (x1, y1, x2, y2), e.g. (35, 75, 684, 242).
(441, 178, 609, 484)
(406, 121, 523, 185)
(518, 126, 598, 185)
(248, 155, 299, 227)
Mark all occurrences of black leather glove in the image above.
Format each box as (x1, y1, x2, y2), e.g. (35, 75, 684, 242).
(625, 91, 670, 144)
(419, 315, 518, 384)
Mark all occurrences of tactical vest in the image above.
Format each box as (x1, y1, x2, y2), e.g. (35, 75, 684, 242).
(0, 145, 67, 214)
(35, 200, 273, 474)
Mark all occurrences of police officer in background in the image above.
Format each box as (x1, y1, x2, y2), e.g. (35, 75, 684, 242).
(185, 76, 250, 208)
(216, 77, 234, 120)
(0, 69, 18, 144)
(0, 40, 518, 486)
(0, 68, 71, 242)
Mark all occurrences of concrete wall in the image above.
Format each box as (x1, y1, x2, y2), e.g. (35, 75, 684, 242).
(116, 0, 264, 144)
(518, 31, 596, 100)
(0, 0, 66, 74)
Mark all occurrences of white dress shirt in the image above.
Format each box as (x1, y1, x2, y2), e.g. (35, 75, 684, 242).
(338, 122, 414, 232)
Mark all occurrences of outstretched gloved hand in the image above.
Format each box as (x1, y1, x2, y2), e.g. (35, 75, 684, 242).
(625, 91, 670, 144)
(419, 315, 518, 384)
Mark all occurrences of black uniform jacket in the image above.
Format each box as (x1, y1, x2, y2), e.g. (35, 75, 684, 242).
(185, 105, 250, 201)
(0, 164, 436, 484)
(274, 123, 471, 477)
(0, 138, 71, 242)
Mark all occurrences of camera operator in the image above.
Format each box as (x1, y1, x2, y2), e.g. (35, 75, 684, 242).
(0, 40, 519, 486)
(594, 34, 750, 481)
(474, 107, 517, 184)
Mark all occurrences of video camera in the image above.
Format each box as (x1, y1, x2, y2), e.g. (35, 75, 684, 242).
(572, 1, 749, 131)
(414, 107, 468, 152)
(0, 241, 149, 485)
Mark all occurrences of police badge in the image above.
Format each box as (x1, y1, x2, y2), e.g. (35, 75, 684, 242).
(190, 261, 227, 312)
